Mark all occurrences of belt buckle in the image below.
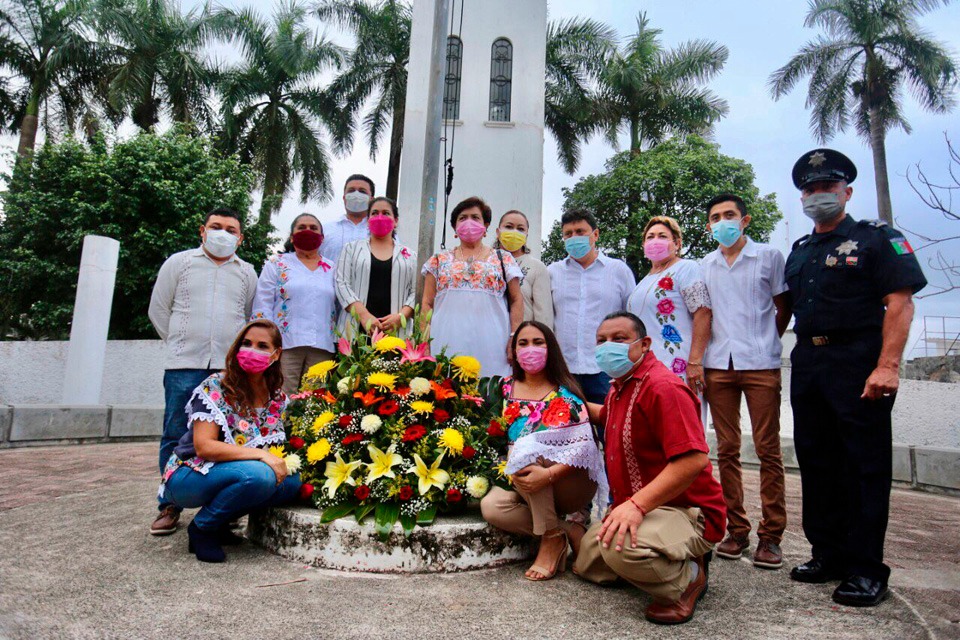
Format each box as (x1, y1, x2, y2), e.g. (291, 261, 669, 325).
(811, 336, 829, 346)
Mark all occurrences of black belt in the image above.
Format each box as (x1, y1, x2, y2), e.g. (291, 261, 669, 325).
(797, 329, 880, 347)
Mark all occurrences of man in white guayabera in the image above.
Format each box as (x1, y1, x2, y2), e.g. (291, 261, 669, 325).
(147, 207, 258, 536)
(321, 174, 376, 267)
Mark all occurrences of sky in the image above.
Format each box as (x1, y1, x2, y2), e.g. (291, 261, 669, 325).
(3, 0, 959, 355)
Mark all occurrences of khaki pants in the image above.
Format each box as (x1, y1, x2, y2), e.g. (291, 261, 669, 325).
(704, 368, 786, 543)
(574, 506, 714, 604)
(480, 467, 596, 536)
(280, 347, 333, 395)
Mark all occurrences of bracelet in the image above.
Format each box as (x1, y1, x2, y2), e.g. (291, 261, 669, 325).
(629, 496, 647, 515)
(688, 361, 702, 366)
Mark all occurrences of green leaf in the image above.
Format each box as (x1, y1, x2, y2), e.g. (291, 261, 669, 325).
(374, 502, 401, 541)
(416, 505, 437, 525)
(399, 513, 416, 537)
(354, 503, 375, 524)
(320, 503, 356, 523)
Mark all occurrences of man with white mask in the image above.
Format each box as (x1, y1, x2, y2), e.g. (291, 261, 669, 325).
(147, 207, 258, 536)
(322, 174, 375, 266)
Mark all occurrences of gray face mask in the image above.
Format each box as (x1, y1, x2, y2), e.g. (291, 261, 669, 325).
(344, 191, 370, 213)
(802, 192, 843, 223)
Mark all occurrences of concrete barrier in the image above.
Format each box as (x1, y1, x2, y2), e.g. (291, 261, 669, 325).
(108, 406, 164, 438)
(1, 405, 163, 448)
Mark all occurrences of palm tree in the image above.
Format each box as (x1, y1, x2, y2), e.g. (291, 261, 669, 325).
(94, 0, 217, 132)
(597, 13, 729, 154)
(0, 0, 104, 163)
(769, 0, 958, 226)
(214, 1, 350, 226)
(316, 0, 410, 199)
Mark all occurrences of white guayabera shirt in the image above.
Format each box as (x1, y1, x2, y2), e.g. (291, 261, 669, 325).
(322, 215, 370, 267)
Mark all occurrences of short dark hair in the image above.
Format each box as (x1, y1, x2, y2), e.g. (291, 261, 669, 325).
(204, 207, 243, 230)
(560, 208, 597, 231)
(495, 210, 530, 253)
(450, 196, 492, 228)
(282, 213, 323, 253)
(601, 311, 647, 339)
(705, 193, 746, 218)
(344, 174, 375, 194)
(369, 196, 398, 219)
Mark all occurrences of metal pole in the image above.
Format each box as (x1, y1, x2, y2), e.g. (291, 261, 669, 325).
(416, 0, 451, 298)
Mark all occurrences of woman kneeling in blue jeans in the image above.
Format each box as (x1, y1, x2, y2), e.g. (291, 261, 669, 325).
(159, 319, 301, 563)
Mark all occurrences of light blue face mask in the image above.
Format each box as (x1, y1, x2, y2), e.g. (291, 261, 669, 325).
(564, 235, 592, 260)
(711, 219, 743, 248)
(595, 339, 643, 379)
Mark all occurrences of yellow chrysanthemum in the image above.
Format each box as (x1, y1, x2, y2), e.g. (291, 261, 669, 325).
(268, 445, 285, 458)
(438, 428, 464, 454)
(235, 434, 247, 446)
(495, 459, 511, 484)
(450, 355, 481, 380)
(366, 372, 397, 392)
(409, 400, 435, 415)
(305, 360, 337, 380)
(373, 336, 407, 352)
(312, 411, 335, 434)
(306, 438, 331, 463)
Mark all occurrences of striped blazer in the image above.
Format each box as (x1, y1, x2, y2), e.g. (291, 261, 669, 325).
(335, 238, 418, 337)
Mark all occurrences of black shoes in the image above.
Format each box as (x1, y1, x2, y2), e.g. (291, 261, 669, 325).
(832, 575, 888, 607)
(789, 558, 846, 584)
(217, 527, 245, 546)
(187, 521, 226, 563)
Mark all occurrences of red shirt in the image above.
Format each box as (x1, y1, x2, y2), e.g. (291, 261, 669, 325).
(602, 352, 727, 543)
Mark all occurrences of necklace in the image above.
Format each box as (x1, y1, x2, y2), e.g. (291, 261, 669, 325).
(457, 246, 485, 277)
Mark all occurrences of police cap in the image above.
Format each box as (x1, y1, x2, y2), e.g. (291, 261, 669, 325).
(791, 148, 857, 189)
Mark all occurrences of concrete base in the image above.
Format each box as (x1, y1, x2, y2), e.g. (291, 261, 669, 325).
(247, 506, 533, 573)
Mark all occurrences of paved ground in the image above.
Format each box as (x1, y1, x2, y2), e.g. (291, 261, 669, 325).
(1, 443, 958, 640)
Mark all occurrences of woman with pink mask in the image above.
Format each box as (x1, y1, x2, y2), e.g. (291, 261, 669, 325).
(627, 216, 713, 390)
(421, 196, 523, 377)
(481, 321, 606, 581)
(335, 197, 417, 338)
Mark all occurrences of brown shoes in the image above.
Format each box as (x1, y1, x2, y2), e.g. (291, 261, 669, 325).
(644, 554, 709, 625)
(753, 539, 783, 569)
(150, 506, 180, 536)
(715, 534, 749, 559)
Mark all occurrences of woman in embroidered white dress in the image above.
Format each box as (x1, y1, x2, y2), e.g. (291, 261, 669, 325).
(253, 213, 337, 394)
(159, 320, 302, 563)
(627, 216, 712, 391)
(421, 197, 523, 377)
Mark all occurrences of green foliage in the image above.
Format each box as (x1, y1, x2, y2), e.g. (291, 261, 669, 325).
(542, 136, 781, 279)
(0, 128, 264, 340)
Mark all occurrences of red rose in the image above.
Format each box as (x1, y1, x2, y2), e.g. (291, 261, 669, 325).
(487, 420, 505, 437)
(378, 400, 400, 416)
(398, 486, 413, 501)
(259, 427, 269, 436)
(298, 483, 314, 500)
(338, 415, 354, 428)
(354, 485, 371, 500)
(433, 409, 450, 422)
(503, 402, 522, 422)
(401, 425, 427, 442)
(462, 445, 476, 459)
(658, 276, 674, 291)
(288, 436, 305, 450)
(446, 488, 462, 503)
(341, 433, 363, 446)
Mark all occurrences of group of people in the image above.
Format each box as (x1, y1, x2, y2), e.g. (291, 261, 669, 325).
(145, 147, 926, 625)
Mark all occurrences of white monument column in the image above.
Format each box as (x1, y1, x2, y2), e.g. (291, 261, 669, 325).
(62, 235, 120, 404)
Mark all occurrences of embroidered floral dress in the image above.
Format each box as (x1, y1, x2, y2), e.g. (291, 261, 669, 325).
(500, 379, 608, 497)
(627, 259, 711, 382)
(422, 249, 521, 377)
(158, 374, 288, 496)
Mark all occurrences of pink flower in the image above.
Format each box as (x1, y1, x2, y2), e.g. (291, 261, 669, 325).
(671, 358, 687, 375)
(266, 416, 277, 425)
(656, 298, 675, 316)
(209, 392, 221, 401)
(338, 336, 352, 356)
(369, 328, 386, 344)
(461, 394, 484, 407)
(399, 340, 435, 364)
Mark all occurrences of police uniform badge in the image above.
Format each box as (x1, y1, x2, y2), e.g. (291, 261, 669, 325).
(825, 255, 838, 267)
(836, 240, 858, 256)
(808, 151, 827, 167)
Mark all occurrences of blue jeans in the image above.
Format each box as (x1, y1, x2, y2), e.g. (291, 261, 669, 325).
(159, 368, 215, 510)
(575, 372, 611, 445)
(165, 461, 302, 531)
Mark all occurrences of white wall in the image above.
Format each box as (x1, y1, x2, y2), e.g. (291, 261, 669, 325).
(397, 0, 547, 256)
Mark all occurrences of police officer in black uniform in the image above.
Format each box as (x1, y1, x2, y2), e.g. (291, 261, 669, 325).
(784, 149, 926, 607)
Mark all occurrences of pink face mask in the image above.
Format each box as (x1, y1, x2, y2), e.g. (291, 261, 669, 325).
(368, 215, 396, 238)
(456, 219, 486, 243)
(237, 347, 275, 374)
(516, 346, 548, 374)
(643, 238, 673, 262)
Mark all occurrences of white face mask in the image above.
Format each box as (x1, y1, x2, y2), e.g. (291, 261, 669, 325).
(204, 229, 239, 258)
(344, 192, 370, 213)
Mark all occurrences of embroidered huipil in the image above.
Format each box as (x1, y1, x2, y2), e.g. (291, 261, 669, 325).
(252, 253, 337, 352)
(148, 247, 258, 370)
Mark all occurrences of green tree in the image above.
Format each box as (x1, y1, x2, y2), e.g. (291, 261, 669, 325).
(769, 0, 958, 226)
(95, 0, 217, 131)
(0, 128, 262, 340)
(597, 12, 729, 154)
(542, 136, 781, 279)
(214, 1, 348, 227)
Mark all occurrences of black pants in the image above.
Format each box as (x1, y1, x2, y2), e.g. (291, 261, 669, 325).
(790, 334, 894, 583)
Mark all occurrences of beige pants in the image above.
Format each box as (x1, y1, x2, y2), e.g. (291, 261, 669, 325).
(573, 506, 714, 604)
(480, 467, 596, 536)
(280, 347, 333, 395)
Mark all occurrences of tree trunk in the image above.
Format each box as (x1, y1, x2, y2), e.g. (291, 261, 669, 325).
(868, 107, 894, 226)
(629, 118, 641, 155)
(15, 83, 43, 165)
(386, 97, 405, 200)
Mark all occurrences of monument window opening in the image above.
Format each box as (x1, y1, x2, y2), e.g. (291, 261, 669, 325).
(444, 36, 463, 121)
(488, 38, 512, 122)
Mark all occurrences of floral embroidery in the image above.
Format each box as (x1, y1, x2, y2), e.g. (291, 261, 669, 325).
(652, 270, 682, 355)
(274, 257, 292, 334)
(671, 357, 687, 376)
(661, 324, 682, 344)
(656, 298, 675, 315)
(658, 276, 674, 291)
(501, 378, 587, 442)
(425, 250, 515, 296)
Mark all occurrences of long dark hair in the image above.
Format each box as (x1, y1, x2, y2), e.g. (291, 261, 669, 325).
(221, 319, 284, 416)
(509, 320, 586, 405)
(282, 213, 323, 253)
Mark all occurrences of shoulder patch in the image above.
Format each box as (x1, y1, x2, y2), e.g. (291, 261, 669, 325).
(791, 234, 811, 250)
(858, 219, 888, 229)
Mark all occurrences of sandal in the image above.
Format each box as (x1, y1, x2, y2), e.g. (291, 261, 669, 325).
(525, 529, 568, 581)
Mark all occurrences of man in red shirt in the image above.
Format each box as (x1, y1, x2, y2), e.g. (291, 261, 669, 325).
(574, 312, 727, 625)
